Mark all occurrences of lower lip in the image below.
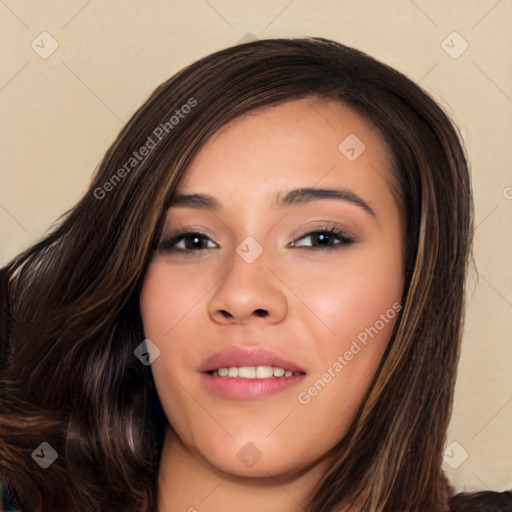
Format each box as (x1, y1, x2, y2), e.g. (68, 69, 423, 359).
(199, 372, 306, 400)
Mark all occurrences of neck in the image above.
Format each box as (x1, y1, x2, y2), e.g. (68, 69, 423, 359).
(157, 427, 330, 512)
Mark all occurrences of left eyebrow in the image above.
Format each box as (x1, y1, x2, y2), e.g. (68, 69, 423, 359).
(271, 187, 377, 221)
(167, 187, 377, 222)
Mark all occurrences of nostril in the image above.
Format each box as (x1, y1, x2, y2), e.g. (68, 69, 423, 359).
(254, 309, 268, 317)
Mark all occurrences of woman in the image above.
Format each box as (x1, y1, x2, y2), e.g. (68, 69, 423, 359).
(0, 37, 509, 512)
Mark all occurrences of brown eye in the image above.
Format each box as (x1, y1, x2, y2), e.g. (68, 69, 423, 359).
(159, 232, 218, 253)
(291, 228, 354, 250)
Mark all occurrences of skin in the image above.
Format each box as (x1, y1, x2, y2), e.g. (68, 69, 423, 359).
(139, 97, 405, 511)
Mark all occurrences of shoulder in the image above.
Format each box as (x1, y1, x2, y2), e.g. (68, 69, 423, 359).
(449, 490, 512, 511)
(1, 476, 19, 511)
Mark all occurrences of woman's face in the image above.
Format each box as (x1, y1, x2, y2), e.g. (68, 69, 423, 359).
(140, 97, 404, 478)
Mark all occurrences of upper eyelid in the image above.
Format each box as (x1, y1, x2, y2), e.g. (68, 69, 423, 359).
(162, 219, 353, 238)
(161, 223, 353, 240)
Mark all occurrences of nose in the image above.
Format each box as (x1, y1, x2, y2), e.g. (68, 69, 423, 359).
(207, 249, 287, 325)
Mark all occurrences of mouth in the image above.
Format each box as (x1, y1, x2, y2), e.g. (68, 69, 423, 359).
(198, 346, 307, 400)
(207, 366, 304, 378)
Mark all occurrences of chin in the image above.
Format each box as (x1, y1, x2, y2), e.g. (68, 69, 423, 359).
(207, 453, 296, 479)
(196, 437, 317, 481)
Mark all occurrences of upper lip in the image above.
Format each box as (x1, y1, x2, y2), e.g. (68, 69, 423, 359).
(198, 346, 306, 374)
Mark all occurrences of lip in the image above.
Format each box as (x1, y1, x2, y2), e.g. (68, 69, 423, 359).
(197, 346, 307, 401)
(197, 346, 306, 374)
(200, 372, 306, 400)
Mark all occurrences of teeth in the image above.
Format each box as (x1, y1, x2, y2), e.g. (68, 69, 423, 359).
(273, 367, 285, 377)
(239, 366, 256, 378)
(210, 366, 301, 378)
(256, 365, 273, 378)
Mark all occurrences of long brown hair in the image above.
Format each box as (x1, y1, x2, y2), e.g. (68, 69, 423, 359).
(1, 37, 477, 511)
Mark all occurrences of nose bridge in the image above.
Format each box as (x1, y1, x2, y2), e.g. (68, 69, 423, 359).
(207, 238, 287, 323)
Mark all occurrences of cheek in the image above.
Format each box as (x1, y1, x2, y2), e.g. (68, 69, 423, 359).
(139, 264, 197, 441)
(293, 269, 401, 442)
(290, 246, 403, 407)
(294, 249, 403, 345)
(139, 260, 206, 337)
(140, 262, 170, 335)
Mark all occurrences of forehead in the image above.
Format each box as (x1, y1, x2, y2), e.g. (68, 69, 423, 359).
(175, 97, 395, 208)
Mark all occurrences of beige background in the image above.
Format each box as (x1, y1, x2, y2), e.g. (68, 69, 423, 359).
(1, 0, 511, 493)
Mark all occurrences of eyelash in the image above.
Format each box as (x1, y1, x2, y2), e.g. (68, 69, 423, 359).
(158, 223, 355, 255)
